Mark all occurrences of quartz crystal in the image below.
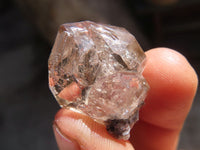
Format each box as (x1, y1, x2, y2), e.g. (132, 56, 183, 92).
(48, 21, 149, 140)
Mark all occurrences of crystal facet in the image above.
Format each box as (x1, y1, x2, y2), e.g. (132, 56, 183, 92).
(48, 21, 149, 140)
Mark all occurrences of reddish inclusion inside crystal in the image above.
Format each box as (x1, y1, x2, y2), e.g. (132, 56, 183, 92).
(49, 77, 55, 87)
(49, 76, 82, 102)
(58, 82, 82, 101)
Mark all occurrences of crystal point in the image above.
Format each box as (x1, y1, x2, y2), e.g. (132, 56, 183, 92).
(48, 21, 149, 140)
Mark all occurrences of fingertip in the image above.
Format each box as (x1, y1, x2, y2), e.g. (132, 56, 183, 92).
(54, 109, 134, 150)
(130, 48, 198, 150)
(142, 47, 198, 129)
(145, 47, 198, 96)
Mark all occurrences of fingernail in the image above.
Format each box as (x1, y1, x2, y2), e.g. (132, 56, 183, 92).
(53, 123, 80, 150)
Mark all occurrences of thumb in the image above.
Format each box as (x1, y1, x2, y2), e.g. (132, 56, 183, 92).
(53, 108, 134, 150)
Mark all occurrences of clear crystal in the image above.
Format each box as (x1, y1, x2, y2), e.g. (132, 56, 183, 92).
(48, 21, 149, 140)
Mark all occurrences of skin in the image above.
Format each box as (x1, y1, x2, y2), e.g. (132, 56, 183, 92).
(53, 48, 198, 150)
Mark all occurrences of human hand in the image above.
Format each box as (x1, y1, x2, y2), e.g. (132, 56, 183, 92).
(53, 48, 198, 150)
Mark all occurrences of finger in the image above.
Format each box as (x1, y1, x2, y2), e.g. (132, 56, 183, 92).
(130, 48, 198, 150)
(54, 108, 134, 150)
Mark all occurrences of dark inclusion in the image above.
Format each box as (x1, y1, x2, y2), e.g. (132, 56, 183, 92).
(105, 110, 139, 139)
(105, 119, 130, 139)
